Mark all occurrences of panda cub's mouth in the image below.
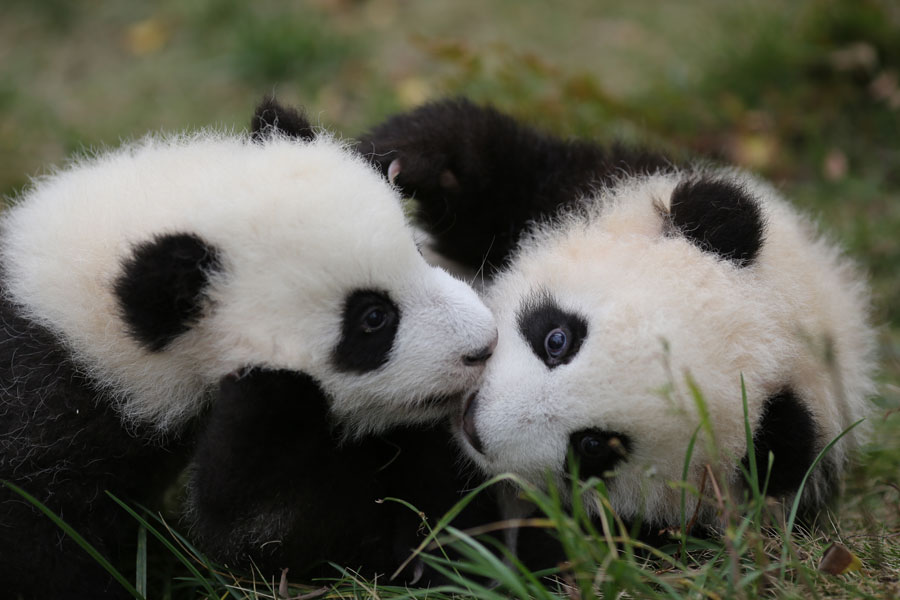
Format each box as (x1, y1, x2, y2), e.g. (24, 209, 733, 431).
(461, 392, 484, 454)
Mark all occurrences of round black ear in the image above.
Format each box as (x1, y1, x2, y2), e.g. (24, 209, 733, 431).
(251, 96, 316, 142)
(667, 177, 766, 266)
(114, 232, 222, 351)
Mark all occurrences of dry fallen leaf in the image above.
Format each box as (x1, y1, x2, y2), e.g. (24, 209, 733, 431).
(396, 77, 431, 108)
(819, 542, 863, 575)
(124, 18, 171, 56)
(728, 133, 779, 171)
(823, 149, 848, 181)
(279, 568, 290, 598)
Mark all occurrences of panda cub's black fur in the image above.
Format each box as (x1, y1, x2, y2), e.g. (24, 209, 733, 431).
(667, 178, 765, 267)
(115, 233, 221, 351)
(744, 389, 820, 498)
(0, 296, 197, 598)
(187, 368, 499, 581)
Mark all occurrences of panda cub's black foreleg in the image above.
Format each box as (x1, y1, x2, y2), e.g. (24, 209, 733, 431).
(358, 99, 671, 275)
(186, 368, 395, 576)
(187, 368, 503, 583)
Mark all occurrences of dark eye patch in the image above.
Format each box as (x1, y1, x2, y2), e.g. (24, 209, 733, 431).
(332, 290, 400, 373)
(517, 292, 588, 369)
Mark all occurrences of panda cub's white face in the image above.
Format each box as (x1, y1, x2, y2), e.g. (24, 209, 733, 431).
(458, 172, 874, 525)
(1, 127, 496, 435)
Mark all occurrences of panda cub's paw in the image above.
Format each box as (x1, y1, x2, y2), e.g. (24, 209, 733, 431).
(359, 98, 673, 277)
(357, 98, 487, 200)
(358, 98, 545, 273)
(186, 369, 336, 563)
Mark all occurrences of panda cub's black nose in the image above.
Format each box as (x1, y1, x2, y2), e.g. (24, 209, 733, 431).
(569, 428, 632, 480)
(463, 345, 493, 366)
(463, 331, 498, 366)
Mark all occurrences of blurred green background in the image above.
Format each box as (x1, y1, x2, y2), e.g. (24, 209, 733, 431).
(2, 0, 898, 550)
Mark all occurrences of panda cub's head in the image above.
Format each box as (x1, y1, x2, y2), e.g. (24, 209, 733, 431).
(0, 99, 496, 435)
(459, 171, 875, 527)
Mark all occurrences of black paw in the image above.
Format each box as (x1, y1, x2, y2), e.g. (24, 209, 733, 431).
(358, 99, 551, 272)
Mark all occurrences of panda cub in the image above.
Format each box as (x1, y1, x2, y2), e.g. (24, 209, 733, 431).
(183, 102, 501, 583)
(362, 99, 876, 539)
(0, 99, 495, 598)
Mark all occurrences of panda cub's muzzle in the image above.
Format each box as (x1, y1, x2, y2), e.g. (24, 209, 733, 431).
(460, 390, 633, 478)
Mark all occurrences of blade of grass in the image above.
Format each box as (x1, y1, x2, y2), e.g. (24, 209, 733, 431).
(152, 516, 235, 590)
(105, 492, 221, 596)
(680, 423, 702, 555)
(440, 525, 533, 598)
(581, 476, 617, 557)
(389, 472, 517, 579)
(476, 535, 560, 600)
(381, 495, 471, 592)
(741, 374, 760, 500)
(136, 524, 147, 597)
(404, 558, 509, 600)
(779, 419, 865, 576)
(686, 373, 717, 461)
(1, 480, 144, 600)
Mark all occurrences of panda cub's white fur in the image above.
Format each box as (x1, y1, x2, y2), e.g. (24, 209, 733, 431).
(460, 169, 875, 528)
(1, 129, 495, 435)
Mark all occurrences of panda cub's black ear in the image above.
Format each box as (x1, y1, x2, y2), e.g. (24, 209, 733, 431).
(114, 233, 222, 352)
(251, 96, 316, 142)
(666, 177, 766, 267)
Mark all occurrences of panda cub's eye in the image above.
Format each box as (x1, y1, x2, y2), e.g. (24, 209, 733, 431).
(362, 307, 388, 332)
(544, 327, 570, 362)
(334, 290, 401, 373)
(578, 433, 604, 457)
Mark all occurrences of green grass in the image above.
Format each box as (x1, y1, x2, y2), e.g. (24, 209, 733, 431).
(2, 0, 899, 597)
(9, 391, 895, 599)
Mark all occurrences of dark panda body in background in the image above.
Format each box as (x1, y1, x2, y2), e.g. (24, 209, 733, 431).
(0, 293, 197, 598)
